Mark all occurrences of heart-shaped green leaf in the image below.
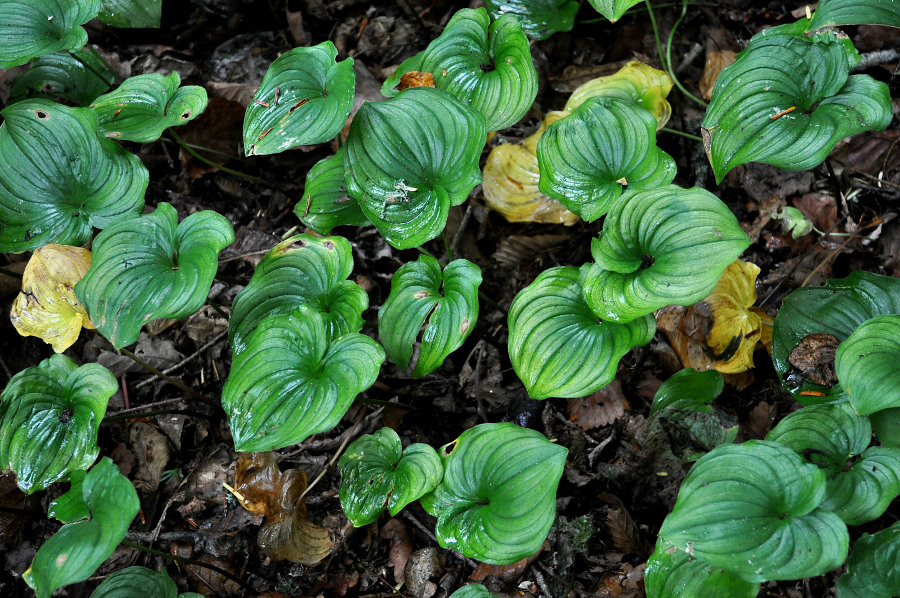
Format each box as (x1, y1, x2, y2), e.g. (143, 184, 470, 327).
(0, 0, 101, 68)
(0, 354, 117, 494)
(808, 0, 900, 29)
(24, 458, 139, 598)
(421, 422, 567, 564)
(835, 315, 900, 415)
(819, 447, 900, 525)
(344, 87, 486, 249)
(339, 427, 442, 526)
(228, 234, 367, 356)
(0, 100, 148, 253)
(586, 0, 642, 23)
(89, 566, 177, 598)
(772, 272, 900, 403)
(537, 98, 676, 222)
(645, 536, 760, 598)
(383, 8, 537, 131)
(10, 49, 115, 106)
(482, 0, 578, 40)
(650, 368, 723, 416)
(223, 306, 385, 452)
(296, 149, 370, 235)
(97, 0, 161, 28)
(659, 440, 849, 582)
(836, 522, 900, 598)
(379, 255, 481, 378)
(871, 408, 900, 448)
(75, 202, 235, 349)
(449, 586, 497, 598)
(508, 265, 655, 400)
(91, 71, 208, 142)
(583, 185, 750, 323)
(243, 41, 355, 155)
(701, 31, 892, 183)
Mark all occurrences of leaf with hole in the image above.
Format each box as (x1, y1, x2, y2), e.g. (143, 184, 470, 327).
(836, 522, 900, 598)
(650, 368, 723, 416)
(243, 41, 355, 155)
(644, 536, 760, 598)
(97, 0, 161, 28)
(9, 49, 115, 106)
(508, 265, 655, 400)
(74, 202, 235, 349)
(0, 0, 101, 68)
(0, 100, 148, 253)
(835, 315, 900, 415)
(482, 0, 578, 40)
(378, 255, 481, 378)
(339, 427, 442, 526)
(420, 422, 567, 564)
(295, 149, 370, 235)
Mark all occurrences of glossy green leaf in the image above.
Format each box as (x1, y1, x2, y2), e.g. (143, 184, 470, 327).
(89, 566, 176, 598)
(244, 41, 355, 155)
(97, 0, 161, 28)
(583, 185, 750, 323)
(835, 315, 900, 415)
(379, 255, 481, 378)
(223, 306, 385, 452)
(650, 368, 723, 416)
(295, 149, 370, 235)
(772, 206, 814, 239)
(586, 0, 641, 23)
(382, 9, 537, 131)
(564, 61, 673, 129)
(482, 0, 578, 40)
(344, 87, 486, 249)
(871, 408, 900, 448)
(659, 440, 849, 582)
(809, 0, 900, 29)
(0, 355, 116, 494)
(421, 422, 567, 564)
(772, 272, 900, 403)
(645, 536, 760, 598)
(836, 522, 900, 598)
(0, 0, 101, 68)
(338, 427, 442, 526)
(702, 31, 891, 183)
(228, 234, 367, 356)
(75, 202, 235, 349)
(9, 49, 115, 106)
(820, 447, 900, 525)
(24, 458, 139, 598)
(538, 98, 676, 222)
(91, 71, 208, 142)
(508, 265, 655, 400)
(449, 585, 497, 598)
(0, 100, 148, 253)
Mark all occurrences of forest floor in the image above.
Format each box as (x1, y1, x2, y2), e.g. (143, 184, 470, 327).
(1, 0, 899, 597)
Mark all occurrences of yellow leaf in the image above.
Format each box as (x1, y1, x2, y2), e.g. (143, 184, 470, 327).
(564, 62, 674, 129)
(704, 260, 765, 374)
(11, 244, 94, 353)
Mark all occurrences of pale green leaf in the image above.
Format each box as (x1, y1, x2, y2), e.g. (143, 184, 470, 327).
(809, 0, 900, 29)
(835, 315, 900, 415)
(482, 0, 578, 40)
(295, 149, 370, 235)
(586, 0, 641, 23)
(650, 368, 723, 415)
(645, 536, 760, 598)
(0, 0, 101, 68)
(89, 566, 177, 598)
(97, 0, 161, 28)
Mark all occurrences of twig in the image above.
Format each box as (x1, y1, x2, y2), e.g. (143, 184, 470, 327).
(105, 396, 191, 418)
(299, 406, 371, 499)
(120, 347, 214, 405)
(853, 48, 900, 71)
(450, 204, 473, 257)
(121, 539, 250, 590)
(532, 566, 553, 598)
(135, 331, 228, 390)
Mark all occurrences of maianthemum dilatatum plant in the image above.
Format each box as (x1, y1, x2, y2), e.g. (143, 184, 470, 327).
(2, 0, 900, 593)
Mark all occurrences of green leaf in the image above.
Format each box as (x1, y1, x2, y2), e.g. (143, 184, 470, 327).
(89, 566, 177, 598)
(0, 355, 117, 494)
(97, 0, 161, 28)
(223, 306, 385, 452)
(91, 71, 208, 142)
(9, 49, 115, 106)
(820, 447, 900, 525)
(583, 185, 751, 323)
(228, 234, 367, 356)
(809, 0, 900, 29)
(24, 458, 139, 598)
(75, 202, 235, 349)
(449, 585, 498, 598)
(0, 0, 101, 68)
(482, 0, 578, 40)
(659, 440, 849, 582)
(421, 422, 567, 564)
(0, 100, 148, 253)
(836, 522, 900, 598)
(538, 98, 676, 222)
(835, 315, 900, 415)
(771, 206, 814, 239)
(871, 407, 900, 448)
(378, 255, 482, 377)
(586, 0, 641, 23)
(338, 427, 442, 526)
(508, 265, 655, 400)
(344, 87, 486, 249)
(382, 9, 537, 132)
(295, 149, 371, 235)
(650, 368, 723, 416)
(701, 31, 891, 183)
(772, 272, 900, 403)
(243, 41, 355, 155)
(645, 536, 760, 598)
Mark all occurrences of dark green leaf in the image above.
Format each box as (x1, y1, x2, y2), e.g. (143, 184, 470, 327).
(482, 0, 578, 40)
(89, 566, 177, 598)
(9, 49, 115, 106)
(820, 447, 900, 525)
(645, 536, 760, 598)
(871, 407, 900, 448)
(835, 315, 900, 414)
(97, 0, 161, 28)
(809, 0, 900, 29)
(836, 522, 900, 598)
(449, 585, 498, 598)
(378, 255, 482, 377)
(0, 0, 101, 68)
(295, 149, 370, 235)
(651, 368, 723, 415)
(585, 0, 642, 23)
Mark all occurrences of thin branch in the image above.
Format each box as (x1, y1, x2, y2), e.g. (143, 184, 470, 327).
(120, 347, 214, 406)
(135, 330, 229, 389)
(121, 539, 250, 590)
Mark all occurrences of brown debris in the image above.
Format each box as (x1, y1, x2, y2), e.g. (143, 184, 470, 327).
(787, 333, 840, 387)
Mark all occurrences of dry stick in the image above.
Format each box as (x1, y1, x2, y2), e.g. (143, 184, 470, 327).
(119, 347, 214, 405)
(135, 330, 229, 389)
(299, 405, 371, 499)
(121, 539, 250, 590)
(800, 229, 866, 288)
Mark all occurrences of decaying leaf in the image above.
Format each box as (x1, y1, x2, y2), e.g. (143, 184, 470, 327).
(699, 49, 736, 102)
(787, 333, 840, 387)
(11, 244, 94, 353)
(567, 380, 628, 430)
(380, 518, 412, 585)
(398, 71, 435, 90)
(234, 452, 333, 564)
(405, 547, 444, 598)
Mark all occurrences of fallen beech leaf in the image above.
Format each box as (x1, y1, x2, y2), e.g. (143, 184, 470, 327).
(787, 333, 840, 387)
(405, 547, 444, 598)
(567, 379, 628, 430)
(469, 540, 547, 581)
(607, 506, 640, 554)
(699, 49, 736, 102)
(380, 518, 412, 585)
(11, 244, 94, 353)
(399, 71, 435, 90)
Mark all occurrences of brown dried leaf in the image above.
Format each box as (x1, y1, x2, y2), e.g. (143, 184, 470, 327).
(567, 380, 628, 430)
(0, 260, 27, 298)
(793, 192, 837, 233)
(699, 49, 736, 101)
(492, 234, 570, 268)
(178, 96, 245, 178)
(0, 472, 32, 542)
(379, 518, 412, 585)
(787, 333, 839, 387)
(129, 422, 170, 493)
(469, 541, 547, 581)
(405, 547, 444, 598)
(607, 507, 640, 555)
(743, 401, 776, 440)
(398, 71, 435, 90)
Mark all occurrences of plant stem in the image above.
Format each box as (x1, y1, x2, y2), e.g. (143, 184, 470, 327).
(121, 539, 250, 590)
(443, 229, 454, 262)
(665, 0, 708, 107)
(0, 266, 22, 279)
(119, 347, 214, 406)
(206, 298, 230, 321)
(167, 129, 271, 187)
(478, 290, 506, 315)
(661, 127, 702, 141)
(67, 50, 117, 87)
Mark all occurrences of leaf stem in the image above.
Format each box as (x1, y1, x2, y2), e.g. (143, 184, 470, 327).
(121, 539, 250, 590)
(119, 347, 214, 406)
(0, 266, 23, 279)
(167, 129, 271, 187)
(661, 127, 702, 141)
(644, 0, 708, 108)
(67, 49, 117, 87)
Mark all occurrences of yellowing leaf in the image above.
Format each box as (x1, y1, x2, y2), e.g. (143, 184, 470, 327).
(564, 61, 673, 129)
(11, 244, 94, 353)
